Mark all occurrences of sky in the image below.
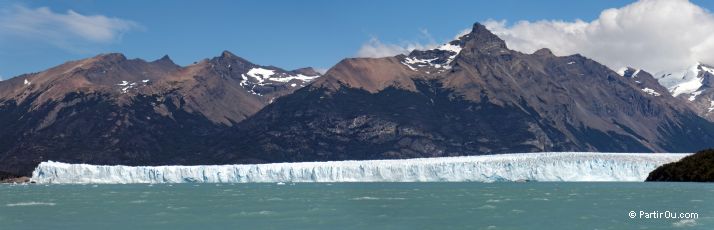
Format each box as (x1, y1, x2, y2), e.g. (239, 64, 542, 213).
(1, 0, 714, 80)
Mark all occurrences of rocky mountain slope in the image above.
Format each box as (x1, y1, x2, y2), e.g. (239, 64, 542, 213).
(0, 52, 320, 177)
(210, 23, 714, 164)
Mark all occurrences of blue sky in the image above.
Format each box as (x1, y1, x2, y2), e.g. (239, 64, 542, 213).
(1, 0, 713, 79)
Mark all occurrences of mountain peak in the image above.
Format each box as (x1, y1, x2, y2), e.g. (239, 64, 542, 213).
(215, 50, 252, 65)
(221, 50, 238, 59)
(153, 55, 176, 66)
(157, 54, 171, 61)
(221, 50, 236, 58)
(533, 48, 554, 56)
(92, 53, 127, 63)
(460, 22, 508, 52)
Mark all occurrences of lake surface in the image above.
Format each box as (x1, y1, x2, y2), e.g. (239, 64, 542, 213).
(1, 182, 712, 229)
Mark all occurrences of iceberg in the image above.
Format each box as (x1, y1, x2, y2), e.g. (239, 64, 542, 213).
(30, 152, 687, 184)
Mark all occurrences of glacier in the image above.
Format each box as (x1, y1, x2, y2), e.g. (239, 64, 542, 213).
(30, 152, 687, 184)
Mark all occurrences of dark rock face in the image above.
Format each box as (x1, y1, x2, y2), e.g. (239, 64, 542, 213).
(621, 68, 666, 94)
(646, 149, 714, 182)
(0, 91, 224, 176)
(213, 81, 554, 163)
(685, 68, 714, 122)
(0, 52, 320, 176)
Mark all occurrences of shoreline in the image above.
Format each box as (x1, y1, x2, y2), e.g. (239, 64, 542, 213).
(0, 176, 31, 184)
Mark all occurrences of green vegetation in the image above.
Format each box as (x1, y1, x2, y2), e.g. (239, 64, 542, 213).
(646, 149, 714, 182)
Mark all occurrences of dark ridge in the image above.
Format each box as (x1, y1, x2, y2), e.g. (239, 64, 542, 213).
(153, 55, 176, 65)
(533, 48, 554, 56)
(646, 149, 714, 182)
(213, 50, 254, 67)
(94, 53, 127, 62)
(564, 123, 650, 152)
(657, 114, 714, 152)
(213, 80, 578, 164)
(0, 91, 230, 176)
(221, 50, 236, 58)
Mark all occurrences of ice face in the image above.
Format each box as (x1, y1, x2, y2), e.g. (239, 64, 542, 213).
(30, 152, 687, 184)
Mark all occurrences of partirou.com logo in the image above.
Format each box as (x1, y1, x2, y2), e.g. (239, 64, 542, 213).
(628, 210, 699, 219)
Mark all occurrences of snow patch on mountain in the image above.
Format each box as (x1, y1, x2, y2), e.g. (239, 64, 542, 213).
(401, 57, 445, 71)
(632, 69, 640, 77)
(269, 74, 320, 83)
(31, 152, 687, 184)
(245, 68, 319, 84)
(401, 42, 462, 72)
(403, 57, 439, 67)
(689, 90, 703, 101)
(437, 43, 462, 66)
(246, 68, 276, 84)
(641, 88, 661, 97)
(239, 67, 320, 96)
(116, 80, 149, 94)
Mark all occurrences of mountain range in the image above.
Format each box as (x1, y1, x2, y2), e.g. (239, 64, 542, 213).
(0, 51, 319, 177)
(1, 22, 713, 178)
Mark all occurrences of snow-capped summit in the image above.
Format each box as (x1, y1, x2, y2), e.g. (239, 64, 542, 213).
(654, 62, 714, 121)
(398, 23, 515, 74)
(208, 51, 321, 98)
(654, 62, 713, 97)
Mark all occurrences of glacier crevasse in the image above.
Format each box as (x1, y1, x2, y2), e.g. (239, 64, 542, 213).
(30, 152, 687, 184)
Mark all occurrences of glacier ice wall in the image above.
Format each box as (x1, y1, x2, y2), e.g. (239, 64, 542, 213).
(31, 152, 687, 184)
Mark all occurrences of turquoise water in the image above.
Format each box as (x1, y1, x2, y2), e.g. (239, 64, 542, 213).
(0, 182, 712, 229)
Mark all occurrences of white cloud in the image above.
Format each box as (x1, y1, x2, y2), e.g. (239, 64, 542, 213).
(356, 37, 410, 58)
(356, 29, 438, 58)
(0, 5, 141, 52)
(453, 28, 471, 40)
(483, 0, 714, 73)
